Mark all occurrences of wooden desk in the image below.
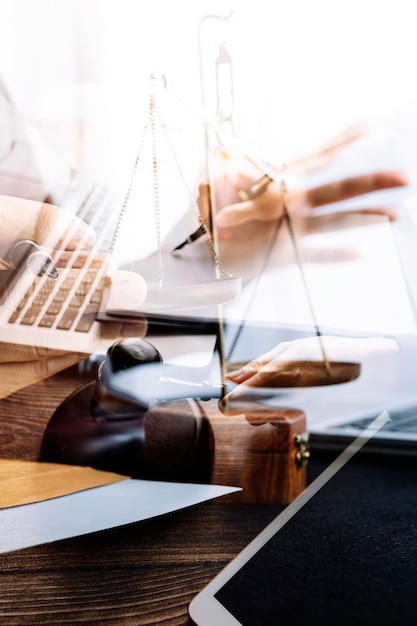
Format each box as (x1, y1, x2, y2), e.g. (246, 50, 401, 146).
(0, 363, 307, 625)
(0, 501, 284, 625)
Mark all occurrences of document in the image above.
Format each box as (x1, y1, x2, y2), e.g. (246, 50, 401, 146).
(0, 469, 239, 554)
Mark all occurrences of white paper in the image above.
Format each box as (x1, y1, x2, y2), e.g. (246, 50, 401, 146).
(0, 479, 240, 554)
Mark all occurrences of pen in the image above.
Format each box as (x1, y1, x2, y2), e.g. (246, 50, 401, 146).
(172, 164, 284, 252)
(171, 224, 207, 252)
(236, 165, 282, 201)
(8, 239, 59, 280)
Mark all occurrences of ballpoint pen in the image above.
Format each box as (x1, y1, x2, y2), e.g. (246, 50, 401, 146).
(172, 164, 285, 252)
(8, 239, 59, 280)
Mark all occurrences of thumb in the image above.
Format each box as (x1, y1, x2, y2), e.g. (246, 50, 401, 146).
(0, 195, 96, 251)
(215, 200, 257, 228)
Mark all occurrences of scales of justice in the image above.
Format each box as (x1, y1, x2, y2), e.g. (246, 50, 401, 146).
(40, 25, 363, 503)
(104, 67, 361, 394)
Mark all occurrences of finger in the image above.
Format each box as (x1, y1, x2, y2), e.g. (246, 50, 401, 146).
(226, 359, 333, 393)
(226, 363, 289, 394)
(197, 183, 211, 222)
(216, 184, 285, 228)
(342, 206, 398, 221)
(291, 120, 369, 173)
(304, 209, 398, 237)
(215, 199, 256, 228)
(53, 250, 107, 269)
(226, 347, 288, 383)
(0, 195, 96, 250)
(0, 353, 87, 399)
(226, 361, 264, 384)
(306, 171, 407, 209)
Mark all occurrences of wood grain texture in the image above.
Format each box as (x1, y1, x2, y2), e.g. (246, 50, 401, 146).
(0, 362, 302, 624)
(0, 503, 284, 625)
(207, 405, 307, 503)
(0, 366, 84, 462)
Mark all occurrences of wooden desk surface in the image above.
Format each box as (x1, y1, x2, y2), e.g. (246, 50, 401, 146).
(0, 363, 289, 625)
(0, 502, 283, 625)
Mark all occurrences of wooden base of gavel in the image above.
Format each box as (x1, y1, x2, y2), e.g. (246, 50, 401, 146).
(203, 401, 308, 504)
(40, 338, 310, 505)
(40, 387, 308, 506)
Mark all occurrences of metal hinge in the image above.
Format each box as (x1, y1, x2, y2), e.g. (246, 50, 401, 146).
(295, 432, 310, 466)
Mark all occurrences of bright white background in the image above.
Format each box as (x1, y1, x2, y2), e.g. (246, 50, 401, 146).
(1, 0, 417, 275)
(0, 0, 417, 161)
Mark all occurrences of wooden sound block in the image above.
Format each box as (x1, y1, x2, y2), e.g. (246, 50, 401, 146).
(201, 401, 308, 504)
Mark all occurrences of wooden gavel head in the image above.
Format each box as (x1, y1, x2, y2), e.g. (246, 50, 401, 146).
(40, 338, 212, 482)
(91, 338, 163, 418)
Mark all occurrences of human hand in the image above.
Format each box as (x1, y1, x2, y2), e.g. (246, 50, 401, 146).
(0, 195, 147, 398)
(225, 335, 398, 393)
(196, 124, 408, 278)
(198, 123, 407, 243)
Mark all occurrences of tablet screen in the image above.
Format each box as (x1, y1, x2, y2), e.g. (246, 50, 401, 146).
(190, 412, 417, 625)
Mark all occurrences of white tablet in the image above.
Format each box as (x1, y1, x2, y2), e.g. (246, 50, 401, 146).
(189, 411, 416, 625)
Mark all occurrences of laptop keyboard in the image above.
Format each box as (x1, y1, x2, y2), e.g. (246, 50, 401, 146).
(0, 179, 135, 354)
(62, 181, 122, 254)
(332, 406, 417, 435)
(4, 180, 121, 335)
(7, 268, 106, 333)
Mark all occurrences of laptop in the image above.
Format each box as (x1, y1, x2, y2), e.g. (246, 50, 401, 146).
(305, 193, 417, 456)
(120, 197, 417, 459)
(91, 185, 417, 457)
(0, 93, 235, 362)
(3, 86, 417, 456)
(217, 193, 417, 457)
(0, 174, 152, 354)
